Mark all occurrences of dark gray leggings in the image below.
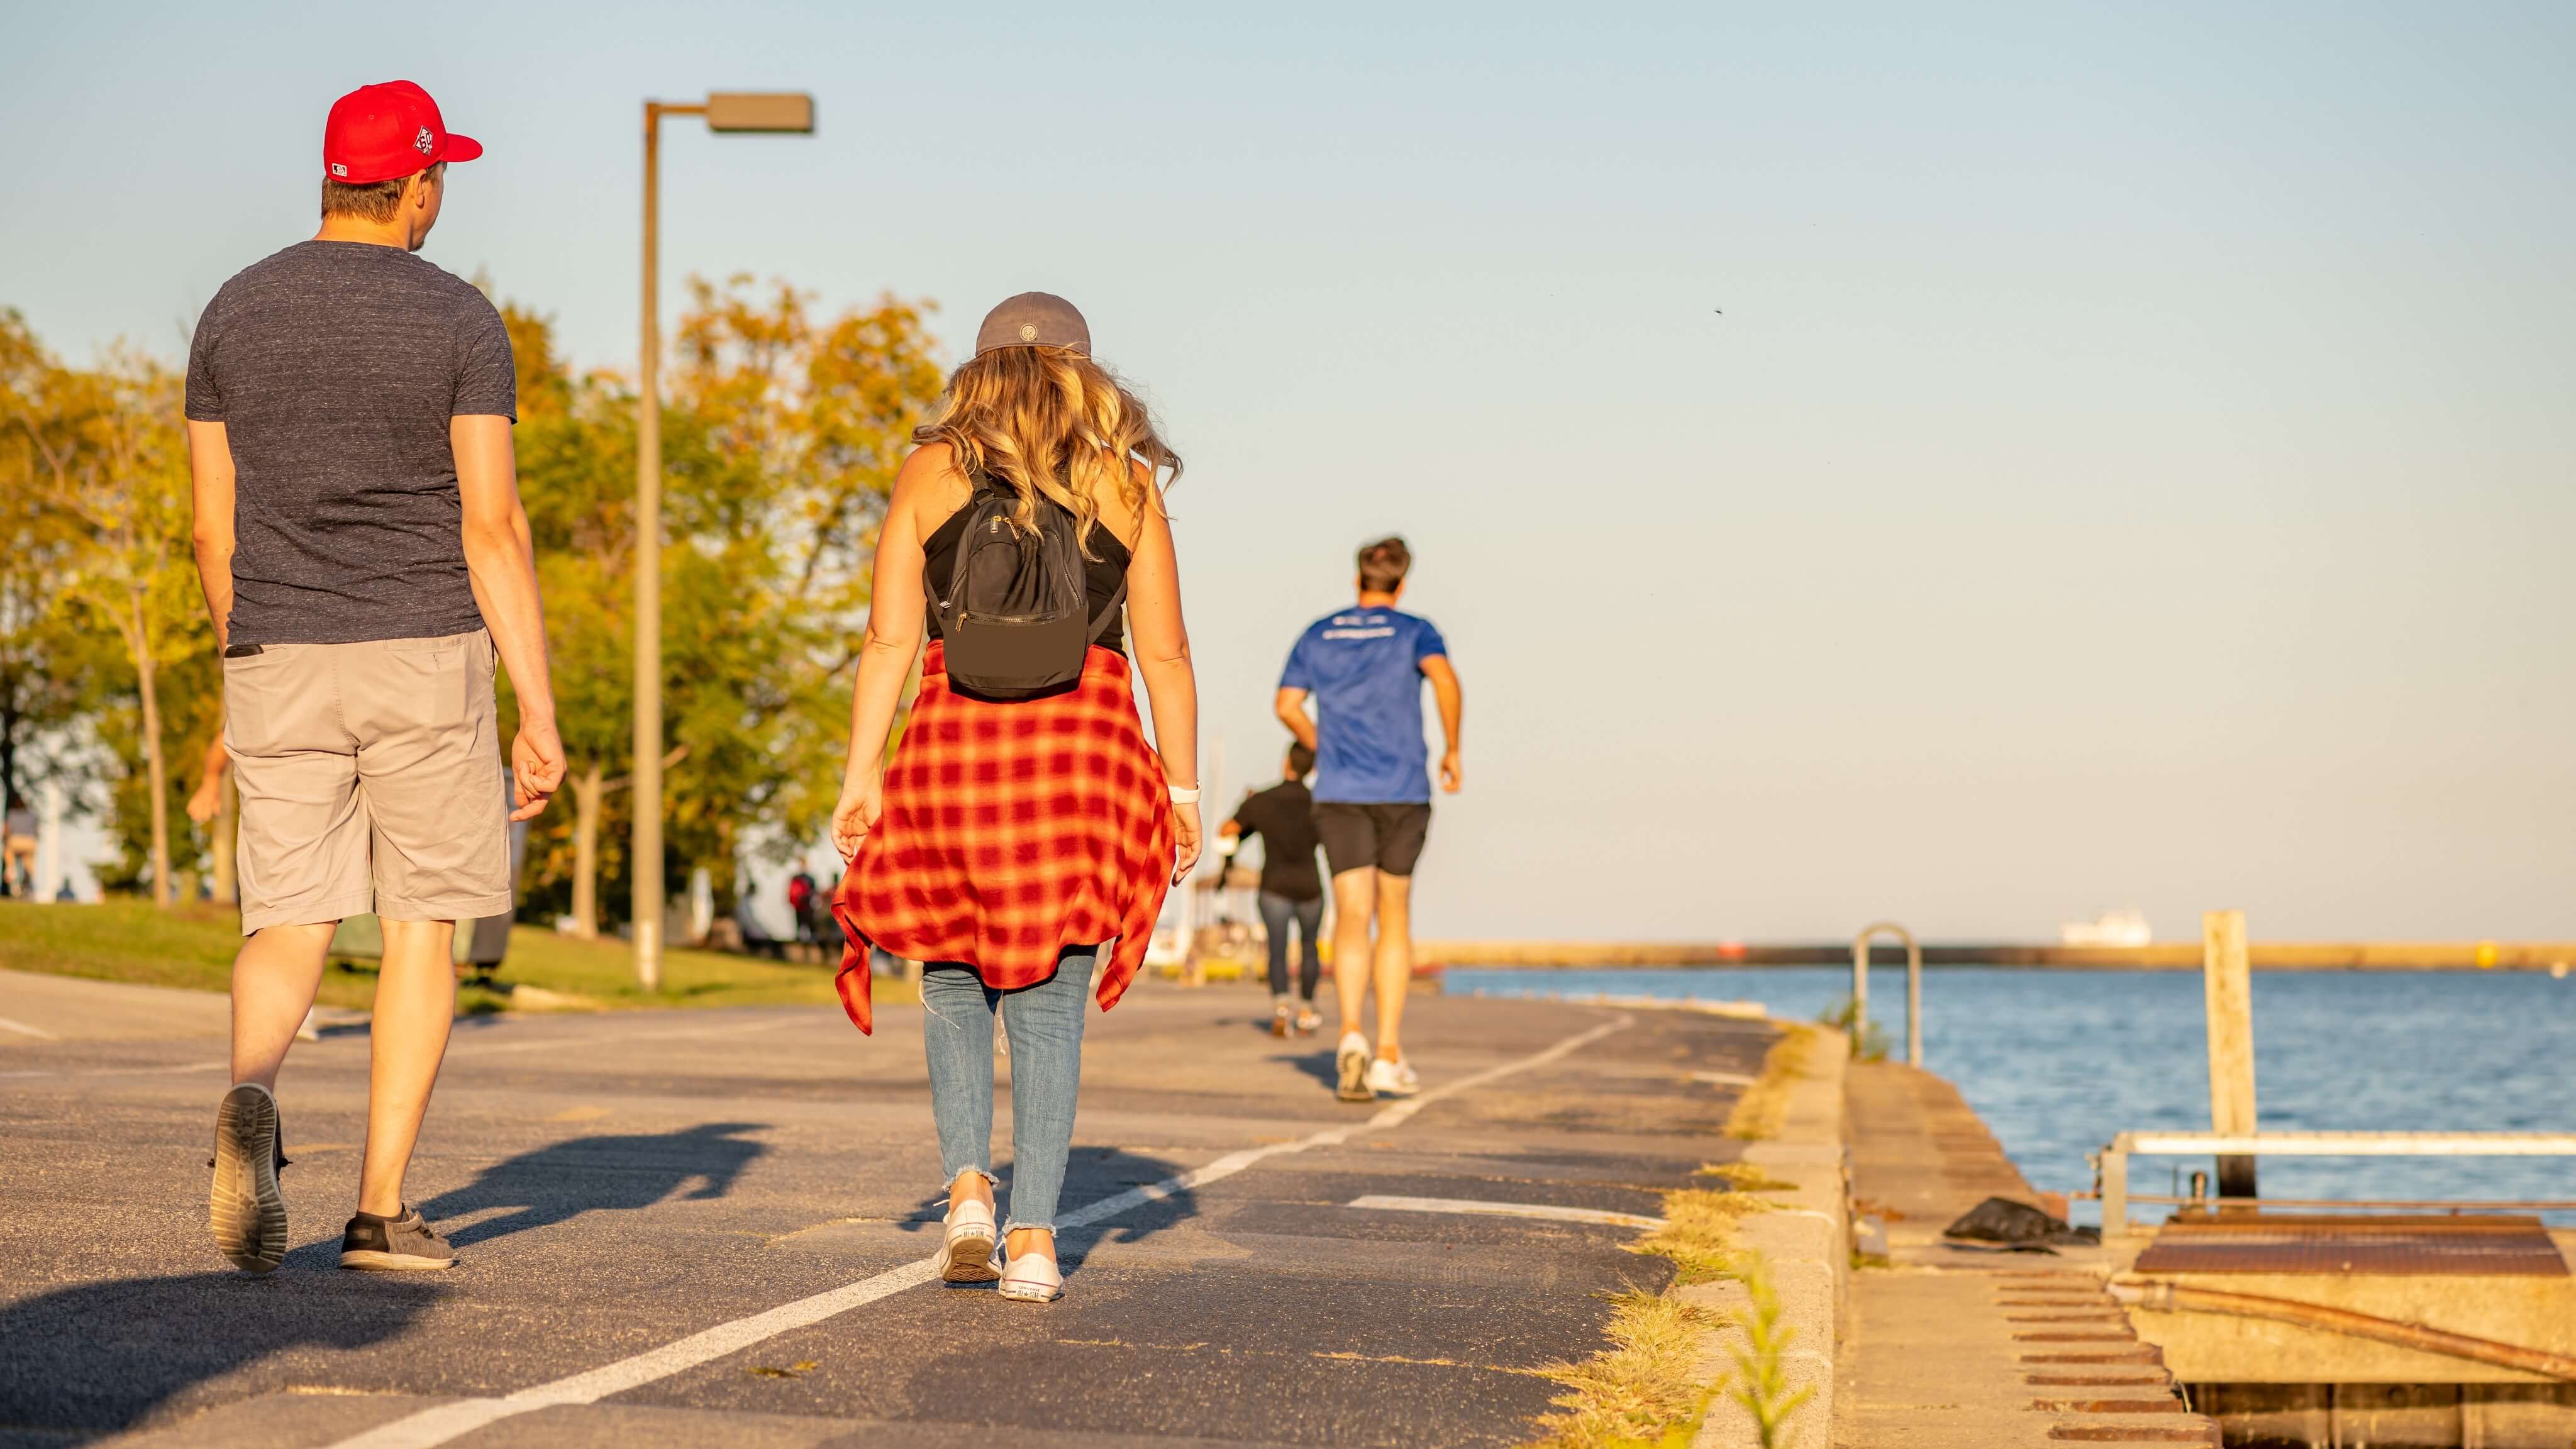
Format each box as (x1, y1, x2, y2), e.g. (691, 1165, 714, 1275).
(1258, 890, 1323, 1001)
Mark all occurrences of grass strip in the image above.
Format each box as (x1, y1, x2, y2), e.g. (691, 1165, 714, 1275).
(0, 899, 901, 1014)
(1528, 1018, 1822, 1446)
(1723, 1023, 1817, 1140)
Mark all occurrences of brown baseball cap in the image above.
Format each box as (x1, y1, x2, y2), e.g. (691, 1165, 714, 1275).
(974, 292, 1089, 357)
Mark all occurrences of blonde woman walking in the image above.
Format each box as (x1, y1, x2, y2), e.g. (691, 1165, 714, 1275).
(830, 294, 1199, 1304)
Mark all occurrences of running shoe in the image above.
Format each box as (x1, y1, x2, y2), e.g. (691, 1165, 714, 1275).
(209, 1082, 289, 1274)
(1365, 1056, 1421, 1097)
(1294, 1005, 1323, 1036)
(1335, 1032, 1374, 1102)
(339, 1206, 456, 1270)
(1270, 1000, 1295, 1038)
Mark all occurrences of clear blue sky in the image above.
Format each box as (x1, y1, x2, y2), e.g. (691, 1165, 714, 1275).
(8, 2, 2571, 940)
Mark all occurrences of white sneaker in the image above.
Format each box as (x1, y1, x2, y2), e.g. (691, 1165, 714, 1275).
(995, 1245, 1063, 1303)
(941, 1198, 999, 1283)
(1335, 1032, 1374, 1102)
(1365, 1057, 1420, 1096)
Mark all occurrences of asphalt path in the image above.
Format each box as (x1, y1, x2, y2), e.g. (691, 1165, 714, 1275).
(0, 975, 1771, 1448)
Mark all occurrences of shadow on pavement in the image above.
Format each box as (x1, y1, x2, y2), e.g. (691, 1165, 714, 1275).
(1274, 1048, 1344, 1092)
(902, 1146, 1198, 1277)
(0, 1270, 439, 1442)
(420, 1122, 767, 1248)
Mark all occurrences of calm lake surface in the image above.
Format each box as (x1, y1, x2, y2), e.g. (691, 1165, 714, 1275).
(1441, 967, 2576, 1225)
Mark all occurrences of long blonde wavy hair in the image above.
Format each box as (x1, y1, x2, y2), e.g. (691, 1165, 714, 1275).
(911, 345, 1182, 556)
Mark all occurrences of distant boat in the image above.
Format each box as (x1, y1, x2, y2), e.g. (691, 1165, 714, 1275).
(2062, 909, 2153, 948)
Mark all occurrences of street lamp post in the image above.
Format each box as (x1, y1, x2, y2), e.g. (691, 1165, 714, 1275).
(634, 91, 814, 991)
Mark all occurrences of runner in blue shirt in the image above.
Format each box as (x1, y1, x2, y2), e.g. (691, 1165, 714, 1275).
(1275, 536, 1464, 1101)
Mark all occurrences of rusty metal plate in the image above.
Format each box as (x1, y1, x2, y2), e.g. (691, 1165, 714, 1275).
(2133, 1214, 2570, 1276)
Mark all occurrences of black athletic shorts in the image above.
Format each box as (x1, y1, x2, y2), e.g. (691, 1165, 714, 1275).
(1311, 801, 1432, 879)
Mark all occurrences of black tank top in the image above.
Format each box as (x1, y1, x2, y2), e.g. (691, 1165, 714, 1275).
(922, 502, 1132, 655)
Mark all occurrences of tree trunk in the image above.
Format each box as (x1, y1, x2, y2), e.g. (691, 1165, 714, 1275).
(209, 767, 237, 906)
(0, 691, 18, 899)
(132, 591, 171, 908)
(570, 761, 603, 940)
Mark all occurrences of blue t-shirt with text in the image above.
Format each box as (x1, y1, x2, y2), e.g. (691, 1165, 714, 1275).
(1280, 607, 1449, 804)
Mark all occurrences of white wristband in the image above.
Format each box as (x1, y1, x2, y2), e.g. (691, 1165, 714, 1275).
(1167, 784, 1201, 804)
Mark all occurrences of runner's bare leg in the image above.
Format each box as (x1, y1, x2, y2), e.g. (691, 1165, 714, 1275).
(358, 918, 457, 1217)
(1330, 867, 1377, 1035)
(1372, 872, 1414, 1060)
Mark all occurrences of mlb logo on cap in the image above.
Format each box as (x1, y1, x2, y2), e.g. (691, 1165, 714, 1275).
(323, 80, 482, 186)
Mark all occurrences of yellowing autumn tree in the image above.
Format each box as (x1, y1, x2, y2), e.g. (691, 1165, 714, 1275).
(506, 278, 942, 936)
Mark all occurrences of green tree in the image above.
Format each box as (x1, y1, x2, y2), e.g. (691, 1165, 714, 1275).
(10, 330, 206, 905)
(0, 313, 97, 894)
(504, 277, 942, 941)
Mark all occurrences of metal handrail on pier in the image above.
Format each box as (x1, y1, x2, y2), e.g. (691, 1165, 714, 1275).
(1852, 921, 1923, 1067)
(2094, 1130, 2576, 1236)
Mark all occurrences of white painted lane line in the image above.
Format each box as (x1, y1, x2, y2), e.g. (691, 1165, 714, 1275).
(1692, 1070, 1755, 1087)
(1346, 1194, 1665, 1230)
(325, 1014, 1633, 1449)
(0, 1016, 58, 1040)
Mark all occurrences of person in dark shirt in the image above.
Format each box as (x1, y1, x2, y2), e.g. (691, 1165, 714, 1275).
(1221, 743, 1326, 1037)
(186, 80, 564, 1275)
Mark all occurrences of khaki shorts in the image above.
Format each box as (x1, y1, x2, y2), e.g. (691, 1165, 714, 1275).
(223, 630, 509, 934)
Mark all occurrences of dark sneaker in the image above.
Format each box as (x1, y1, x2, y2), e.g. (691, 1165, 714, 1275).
(210, 1082, 288, 1274)
(340, 1206, 455, 1270)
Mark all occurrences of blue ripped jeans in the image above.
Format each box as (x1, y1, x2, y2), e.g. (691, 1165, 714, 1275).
(919, 950, 1094, 1235)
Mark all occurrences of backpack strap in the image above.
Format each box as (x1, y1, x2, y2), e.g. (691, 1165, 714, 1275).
(1087, 574, 1128, 648)
(935, 470, 1014, 617)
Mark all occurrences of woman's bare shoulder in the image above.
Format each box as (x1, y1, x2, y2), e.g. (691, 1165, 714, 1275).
(1099, 455, 1164, 552)
(894, 443, 971, 529)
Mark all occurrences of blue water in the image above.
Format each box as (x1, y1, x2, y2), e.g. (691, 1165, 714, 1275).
(1443, 967, 2576, 1225)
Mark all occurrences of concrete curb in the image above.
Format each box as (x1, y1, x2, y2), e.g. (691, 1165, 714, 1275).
(1688, 1023, 1848, 1449)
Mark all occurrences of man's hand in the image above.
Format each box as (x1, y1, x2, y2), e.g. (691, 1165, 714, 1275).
(831, 768, 884, 863)
(511, 718, 566, 822)
(186, 779, 221, 825)
(1439, 748, 1463, 794)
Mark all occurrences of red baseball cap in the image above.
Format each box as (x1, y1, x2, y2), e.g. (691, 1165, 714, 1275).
(323, 80, 483, 186)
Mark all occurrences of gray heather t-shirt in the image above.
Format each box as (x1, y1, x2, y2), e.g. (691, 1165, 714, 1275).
(185, 240, 515, 647)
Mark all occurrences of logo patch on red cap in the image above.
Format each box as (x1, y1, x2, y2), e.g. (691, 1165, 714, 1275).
(414, 126, 434, 155)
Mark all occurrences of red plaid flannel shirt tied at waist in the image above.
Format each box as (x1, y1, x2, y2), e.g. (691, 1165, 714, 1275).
(831, 641, 1176, 1033)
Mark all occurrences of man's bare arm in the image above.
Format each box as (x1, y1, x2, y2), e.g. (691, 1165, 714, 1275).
(1421, 655, 1463, 793)
(1274, 687, 1318, 752)
(186, 421, 236, 650)
(453, 414, 564, 822)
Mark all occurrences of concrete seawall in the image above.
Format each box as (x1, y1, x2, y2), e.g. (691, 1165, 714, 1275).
(1689, 1024, 1849, 1448)
(1422, 940, 2576, 971)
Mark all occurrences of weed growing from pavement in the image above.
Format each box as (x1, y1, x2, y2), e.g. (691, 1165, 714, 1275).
(1526, 1291, 1714, 1448)
(1699, 1160, 1797, 1193)
(1722, 1024, 1817, 1140)
(1724, 1258, 1814, 1449)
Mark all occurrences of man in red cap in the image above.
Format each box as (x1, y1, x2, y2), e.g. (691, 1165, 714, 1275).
(186, 80, 564, 1274)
